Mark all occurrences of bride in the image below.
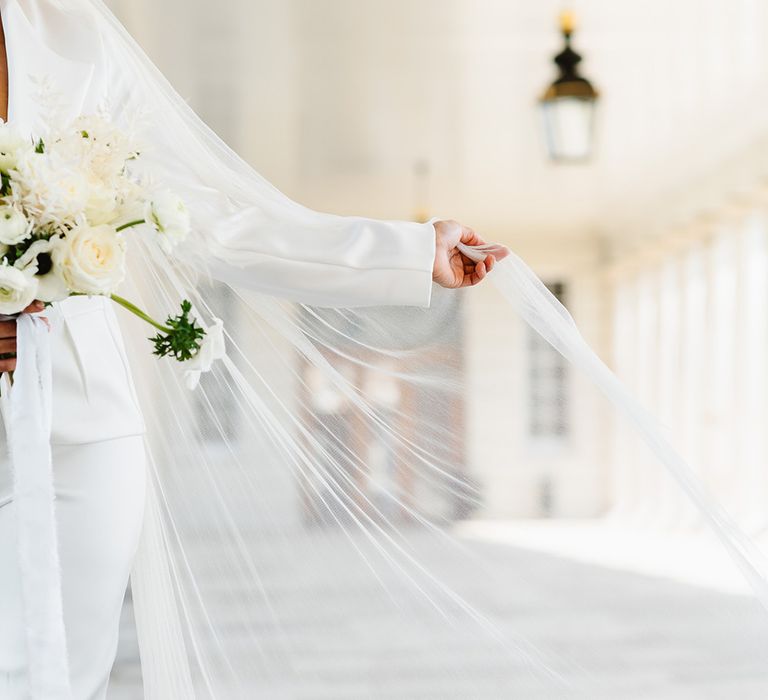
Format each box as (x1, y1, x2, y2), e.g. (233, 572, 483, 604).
(0, 0, 500, 697)
(5, 2, 768, 699)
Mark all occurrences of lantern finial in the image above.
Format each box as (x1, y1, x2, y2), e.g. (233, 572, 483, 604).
(559, 9, 576, 36)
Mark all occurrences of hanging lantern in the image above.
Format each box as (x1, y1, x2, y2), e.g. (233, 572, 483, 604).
(540, 10, 599, 163)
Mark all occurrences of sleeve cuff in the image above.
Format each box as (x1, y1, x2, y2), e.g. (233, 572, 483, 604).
(402, 217, 438, 308)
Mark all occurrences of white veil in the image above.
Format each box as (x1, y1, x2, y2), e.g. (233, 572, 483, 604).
(20, 0, 768, 697)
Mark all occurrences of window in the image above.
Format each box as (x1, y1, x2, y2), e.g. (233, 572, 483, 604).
(527, 281, 569, 444)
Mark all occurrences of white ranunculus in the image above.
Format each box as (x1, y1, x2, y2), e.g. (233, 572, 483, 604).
(0, 124, 29, 173)
(85, 179, 119, 225)
(184, 317, 225, 390)
(49, 168, 90, 221)
(15, 236, 69, 302)
(0, 206, 31, 245)
(147, 191, 190, 253)
(58, 114, 134, 183)
(0, 263, 38, 315)
(52, 223, 126, 295)
(112, 179, 149, 226)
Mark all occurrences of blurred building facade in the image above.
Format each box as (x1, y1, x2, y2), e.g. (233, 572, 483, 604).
(105, 0, 768, 525)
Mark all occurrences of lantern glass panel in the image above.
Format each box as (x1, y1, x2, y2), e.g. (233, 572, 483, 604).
(541, 96, 596, 163)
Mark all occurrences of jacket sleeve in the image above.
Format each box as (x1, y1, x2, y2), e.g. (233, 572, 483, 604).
(199, 198, 438, 309)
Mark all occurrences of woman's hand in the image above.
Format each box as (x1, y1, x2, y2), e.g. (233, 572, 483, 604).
(0, 300, 46, 373)
(431, 219, 497, 289)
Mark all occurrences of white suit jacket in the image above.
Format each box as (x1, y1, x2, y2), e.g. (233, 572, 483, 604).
(0, 0, 437, 446)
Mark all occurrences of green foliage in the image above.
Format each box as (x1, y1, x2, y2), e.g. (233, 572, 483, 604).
(34, 138, 45, 154)
(149, 299, 206, 362)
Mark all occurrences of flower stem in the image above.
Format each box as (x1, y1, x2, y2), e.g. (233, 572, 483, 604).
(116, 218, 146, 232)
(69, 292, 170, 333)
(109, 293, 171, 333)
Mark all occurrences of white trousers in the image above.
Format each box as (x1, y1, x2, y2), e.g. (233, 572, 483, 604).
(0, 434, 147, 699)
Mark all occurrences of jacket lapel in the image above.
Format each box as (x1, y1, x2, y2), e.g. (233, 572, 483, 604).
(2, 0, 97, 136)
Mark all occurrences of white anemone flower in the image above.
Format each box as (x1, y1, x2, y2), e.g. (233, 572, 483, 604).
(14, 236, 69, 302)
(184, 317, 225, 390)
(0, 261, 38, 315)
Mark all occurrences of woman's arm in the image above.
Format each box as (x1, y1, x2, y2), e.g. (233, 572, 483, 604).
(198, 201, 440, 308)
(196, 199, 495, 308)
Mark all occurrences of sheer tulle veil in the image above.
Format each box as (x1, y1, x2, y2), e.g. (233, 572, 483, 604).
(20, 0, 768, 697)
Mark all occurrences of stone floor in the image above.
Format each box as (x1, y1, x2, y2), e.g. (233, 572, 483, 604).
(107, 525, 768, 699)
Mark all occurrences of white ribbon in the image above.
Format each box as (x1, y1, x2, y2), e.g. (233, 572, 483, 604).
(1, 314, 72, 698)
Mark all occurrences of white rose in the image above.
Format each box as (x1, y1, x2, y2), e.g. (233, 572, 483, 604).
(147, 191, 190, 253)
(0, 263, 38, 315)
(0, 124, 28, 172)
(15, 236, 69, 302)
(184, 317, 225, 390)
(0, 206, 31, 245)
(53, 223, 126, 295)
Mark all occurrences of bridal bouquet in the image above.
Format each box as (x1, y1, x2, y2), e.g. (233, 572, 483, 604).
(0, 113, 223, 386)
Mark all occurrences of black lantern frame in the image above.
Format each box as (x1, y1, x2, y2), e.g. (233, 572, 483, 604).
(540, 14, 599, 163)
